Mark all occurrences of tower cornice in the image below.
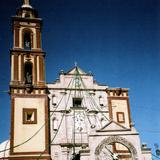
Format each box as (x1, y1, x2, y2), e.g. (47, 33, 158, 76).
(12, 16, 42, 22)
(10, 49, 46, 56)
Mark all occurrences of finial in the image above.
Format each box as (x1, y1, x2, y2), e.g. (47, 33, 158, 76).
(74, 62, 78, 67)
(22, 0, 32, 8)
(24, 0, 30, 5)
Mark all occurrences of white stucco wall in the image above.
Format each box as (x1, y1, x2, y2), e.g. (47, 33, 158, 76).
(13, 97, 46, 152)
(48, 67, 152, 160)
(111, 99, 130, 128)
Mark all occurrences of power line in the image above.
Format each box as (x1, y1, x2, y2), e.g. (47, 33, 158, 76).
(138, 130, 160, 134)
(0, 69, 76, 158)
(0, 89, 66, 155)
(37, 68, 77, 160)
(152, 153, 160, 159)
(1, 67, 157, 160)
(0, 90, 9, 93)
(77, 68, 110, 122)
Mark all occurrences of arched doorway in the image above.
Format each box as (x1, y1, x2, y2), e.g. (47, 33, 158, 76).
(95, 136, 138, 160)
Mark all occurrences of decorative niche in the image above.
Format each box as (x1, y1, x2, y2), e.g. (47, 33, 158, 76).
(24, 61, 33, 85)
(52, 95, 57, 106)
(52, 117, 58, 131)
(99, 96, 104, 106)
(24, 32, 32, 50)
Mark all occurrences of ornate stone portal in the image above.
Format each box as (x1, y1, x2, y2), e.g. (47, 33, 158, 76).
(95, 136, 138, 160)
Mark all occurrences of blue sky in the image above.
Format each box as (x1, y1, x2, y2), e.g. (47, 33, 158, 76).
(0, 0, 160, 156)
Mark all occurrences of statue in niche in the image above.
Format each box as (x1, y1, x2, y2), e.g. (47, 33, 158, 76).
(24, 61, 32, 85)
(26, 72, 32, 84)
(25, 41, 31, 48)
(24, 32, 31, 50)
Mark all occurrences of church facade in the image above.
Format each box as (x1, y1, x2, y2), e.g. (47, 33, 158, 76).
(0, 0, 152, 160)
(48, 67, 152, 160)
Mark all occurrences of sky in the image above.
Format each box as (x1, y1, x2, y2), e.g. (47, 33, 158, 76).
(0, 0, 160, 156)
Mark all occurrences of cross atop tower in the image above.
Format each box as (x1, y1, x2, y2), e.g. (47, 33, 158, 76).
(24, 0, 30, 5)
(22, 0, 32, 8)
(75, 62, 78, 67)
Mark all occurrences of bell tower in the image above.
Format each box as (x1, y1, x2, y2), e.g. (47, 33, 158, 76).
(9, 0, 50, 159)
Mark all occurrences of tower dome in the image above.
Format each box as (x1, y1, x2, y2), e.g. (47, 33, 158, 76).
(0, 140, 10, 158)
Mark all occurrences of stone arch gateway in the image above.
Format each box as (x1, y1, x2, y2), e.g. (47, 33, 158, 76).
(95, 136, 138, 160)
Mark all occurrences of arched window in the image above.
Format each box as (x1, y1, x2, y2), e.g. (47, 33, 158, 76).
(24, 32, 31, 50)
(24, 61, 32, 84)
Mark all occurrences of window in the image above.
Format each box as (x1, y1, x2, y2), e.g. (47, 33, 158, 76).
(24, 32, 31, 50)
(23, 108, 37, 124)
(116, 112, 125, 123)
(73, 98, 82, 107)
(24, 61, 32, 84)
